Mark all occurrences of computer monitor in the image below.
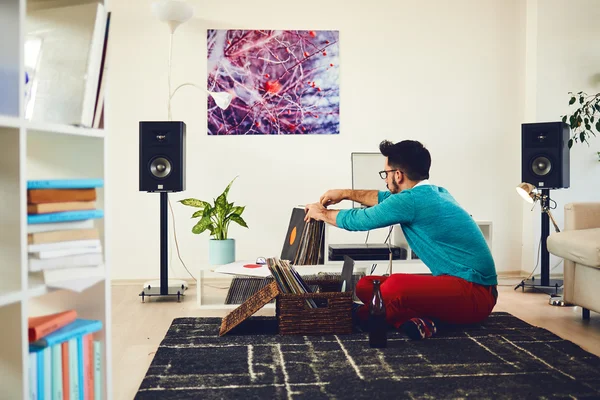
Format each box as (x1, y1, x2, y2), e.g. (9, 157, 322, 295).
(351, 152, 386, 208)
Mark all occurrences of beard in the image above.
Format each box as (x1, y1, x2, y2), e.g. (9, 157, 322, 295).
(387, 179, 400, 194)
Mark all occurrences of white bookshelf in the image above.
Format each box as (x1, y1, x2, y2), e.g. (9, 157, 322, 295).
(0, 0, 111, 399)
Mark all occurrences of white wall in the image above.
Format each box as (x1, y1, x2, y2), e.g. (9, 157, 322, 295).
(521, 0, 600, 275)
(107, 0, 527, 280)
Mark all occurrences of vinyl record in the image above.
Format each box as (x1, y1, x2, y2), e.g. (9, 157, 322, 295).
(280, 208, 306, 261)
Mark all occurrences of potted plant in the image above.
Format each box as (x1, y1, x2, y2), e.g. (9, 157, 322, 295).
(562, 91, 600, 161)
(179, 177, 248, 265)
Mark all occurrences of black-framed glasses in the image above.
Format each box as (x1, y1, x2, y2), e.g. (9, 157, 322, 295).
(379, 169, 399, 179)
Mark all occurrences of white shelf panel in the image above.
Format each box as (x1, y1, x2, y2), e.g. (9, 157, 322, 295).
(28, 0, 106, 11)
(25, 120, 105, 138)
(27, 274, 106, 300)
(0, 115, 22, 129)
(27, 282, 55, 299)
(0, 290, 23, 308)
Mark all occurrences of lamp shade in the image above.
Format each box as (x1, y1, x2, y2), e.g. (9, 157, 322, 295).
(209, 91, 233, 110)
(516, 182, 536, 204)
(152, 0, 194, 33)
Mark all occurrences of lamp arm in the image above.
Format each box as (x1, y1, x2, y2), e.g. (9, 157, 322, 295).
(546, 209, 561, 233)
(167, 32, 174, 121)
(170, 83, 209, 101)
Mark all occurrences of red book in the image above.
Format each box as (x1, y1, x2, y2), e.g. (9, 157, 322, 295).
(62, 342, 70, 400)
(28, 310, 77, 342)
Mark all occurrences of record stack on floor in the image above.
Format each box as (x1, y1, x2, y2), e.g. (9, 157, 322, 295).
(27, 179, 105, 289)
(28, 310, 103, 399)
(225, 277, 275, 305)
(224, 273, 366, 305)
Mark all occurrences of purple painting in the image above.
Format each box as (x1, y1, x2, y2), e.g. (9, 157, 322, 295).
(207, 30, 340, 135)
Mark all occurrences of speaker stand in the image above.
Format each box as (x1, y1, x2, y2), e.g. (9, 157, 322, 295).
(514, 189, 564, 297)
(139, 192, 188, 302)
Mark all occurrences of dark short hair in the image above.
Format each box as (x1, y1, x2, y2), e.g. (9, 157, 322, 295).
(379, 140, 431, 180)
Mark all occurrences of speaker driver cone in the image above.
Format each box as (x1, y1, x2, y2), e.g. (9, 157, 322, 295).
(149, 157, 172, 179)
(531, 156, 551, 176)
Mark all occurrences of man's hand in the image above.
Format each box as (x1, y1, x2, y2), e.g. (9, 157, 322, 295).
(304, 202, 326, 222)
(304, 202, 340, 226)
(320, 189, 348, 207)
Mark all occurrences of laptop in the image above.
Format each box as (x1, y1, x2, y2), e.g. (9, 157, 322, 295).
(340, 255, 356, 293)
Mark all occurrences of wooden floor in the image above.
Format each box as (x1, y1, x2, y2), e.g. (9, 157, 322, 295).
(111, 277, 600, 400)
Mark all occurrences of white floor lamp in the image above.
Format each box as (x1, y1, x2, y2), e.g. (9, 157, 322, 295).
(139, 1, 232, 302)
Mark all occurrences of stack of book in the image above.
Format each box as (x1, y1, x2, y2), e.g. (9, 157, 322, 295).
(27, 179, 105, 285)
(28, 310, 103, 399)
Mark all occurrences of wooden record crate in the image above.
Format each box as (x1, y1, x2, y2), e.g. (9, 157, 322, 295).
(275, 279, 353, 335)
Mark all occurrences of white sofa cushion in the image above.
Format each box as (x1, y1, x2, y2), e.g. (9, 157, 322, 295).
(547, 228, 600, 269)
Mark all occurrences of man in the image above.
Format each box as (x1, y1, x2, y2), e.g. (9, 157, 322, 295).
(304, 140, 497, 340)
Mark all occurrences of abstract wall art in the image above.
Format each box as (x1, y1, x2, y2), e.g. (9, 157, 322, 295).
(207, 30, 339, 135)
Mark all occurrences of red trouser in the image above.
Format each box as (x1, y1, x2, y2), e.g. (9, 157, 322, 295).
(355, 274, 497, 329)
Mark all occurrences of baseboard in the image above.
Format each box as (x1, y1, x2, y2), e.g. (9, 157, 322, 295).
(111, 276, 234, 287)
(111, 278, 198, 286)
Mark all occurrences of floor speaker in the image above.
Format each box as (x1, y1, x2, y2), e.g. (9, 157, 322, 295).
(139, 121, 186, 192)
(521, 122, 570, 189)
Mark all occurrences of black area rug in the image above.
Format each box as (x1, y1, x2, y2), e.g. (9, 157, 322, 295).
(135, 312, 600, 399)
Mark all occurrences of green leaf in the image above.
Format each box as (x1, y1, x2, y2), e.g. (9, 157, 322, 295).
(202, 205, 213, 218)
(580, 96, 584, 104)
(586, 124, 591, 131)
(595, 104, 600, 113)
(585, 117, 589, 124)
(592, 115, 595, 123)
(568, 139, 573, 148)
(192, 216, 212, 234)
(569, 115, 577, 129)
(561, 115, 567, 123)
(179, 198, 210, 208)
(229, 206, 245, 217)
(222, 176, 238, 201)
(569, 97, 576, 105)
(192, 209, 204, 218)
(596, 120, 600, 133)
(580, 131, 586, 143)
(229, 214, 248, 228)
(214, 199, 227, 219)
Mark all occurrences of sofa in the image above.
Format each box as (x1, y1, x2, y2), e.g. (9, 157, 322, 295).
(547, 202, 600, 319)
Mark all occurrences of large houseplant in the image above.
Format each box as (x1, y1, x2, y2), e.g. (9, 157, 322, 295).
(562, 91, 600, 161)
(179, 177, 248, 264)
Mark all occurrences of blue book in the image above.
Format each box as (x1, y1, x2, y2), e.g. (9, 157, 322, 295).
(28, 346, 45, 400)
(77, 336, 84, 400)
(27, 209, 104, 225)
(51, 344, 63, 400)
(27, 179, 104, 189)
(30, 319, 103, 348)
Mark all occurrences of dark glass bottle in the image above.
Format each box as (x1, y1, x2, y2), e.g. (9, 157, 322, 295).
(369, 280, 387, 348)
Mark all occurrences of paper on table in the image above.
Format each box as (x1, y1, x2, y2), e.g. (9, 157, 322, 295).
(213, 260, 272, 278)
(46, 276, 104, 293)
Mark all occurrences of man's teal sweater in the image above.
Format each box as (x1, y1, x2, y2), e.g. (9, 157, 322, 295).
(336, 184, 497, 286)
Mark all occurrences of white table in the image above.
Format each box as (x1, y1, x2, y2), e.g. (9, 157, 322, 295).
(194, 260, 431, 309)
